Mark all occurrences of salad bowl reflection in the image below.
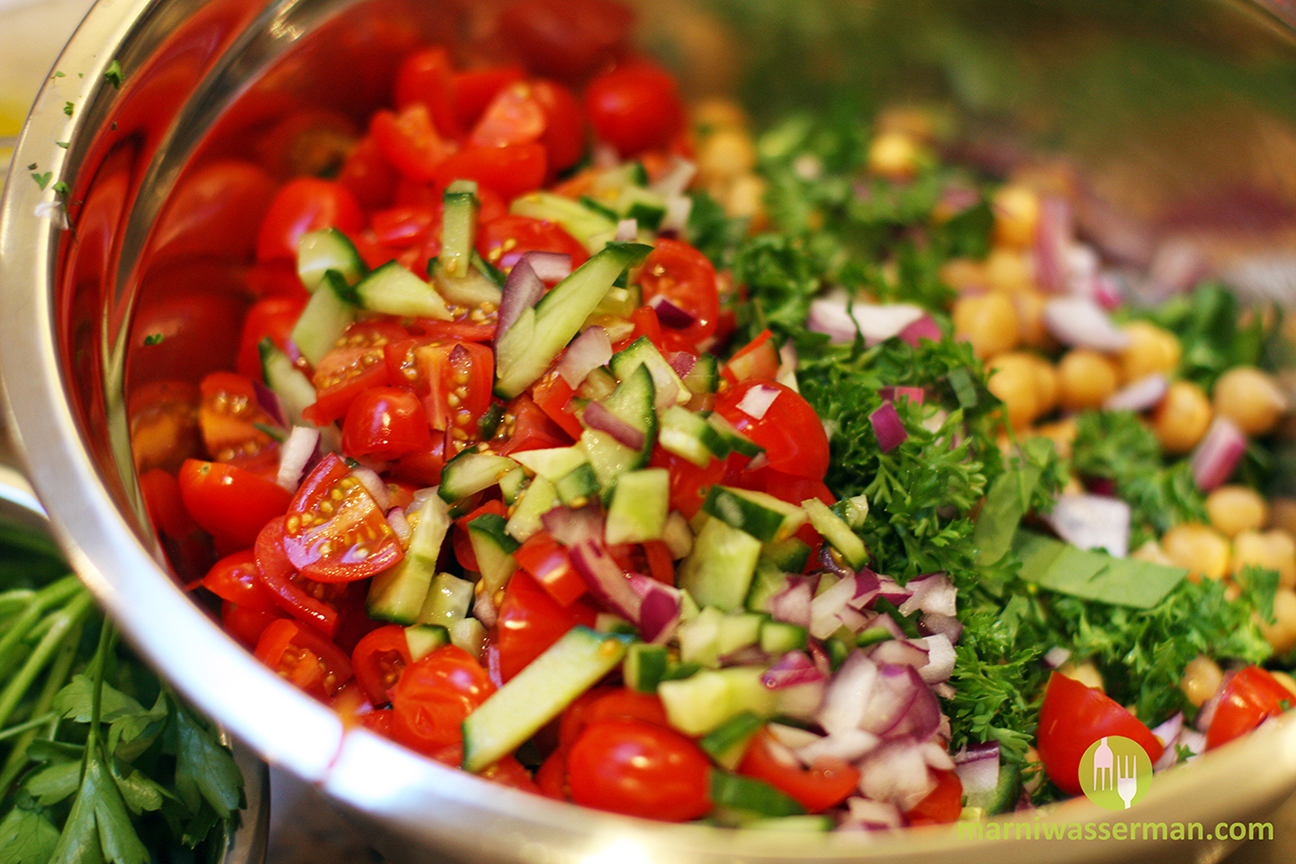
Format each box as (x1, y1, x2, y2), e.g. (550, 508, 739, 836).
(4, 0, 1296, 862)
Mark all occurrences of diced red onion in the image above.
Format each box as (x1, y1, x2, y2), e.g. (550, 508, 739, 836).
(768, 722, 824, 753)
(1043, 646, 1072, 669)
(557, 326, 612, 388)
(626, 573, 682, 644)
(897, 313, 942, 347)
(914, 634, 956, 684)
(351, 464, 390, 511)
(818, 543, 854, 580)
(650, 157, 698, 198)
(666, 350, 697, 379)
(736, 383, 780, 420)
(880, 386, 924, 406)
(1089, 270, 1124, 309)
(898, 572, 956, 618)
(568, 538, 642, 622)
(857, 737, 939, 811)
(1105, 373, 1169, 412)
(615, 218, 638, 242)
(520, 250, 573, 284)
(541, 505, 603, 548)
(853, 303, 927, 345)
(867, 638, 930, 670)
(276, 425, 320, 491)
(386, 507, 412, 546)
(474, 591, 498, 630)
(1044, 493, 1131, 558)
(1033, 194, 1073, 294)
(253, 379, 289, 430)
(1151, 712, 1184, 751)
(797, 728, 881, 764)
(869, 401, 908, 453)
(844, 797, 904, 831)
(919, 613, 963, 644)
(846, 569, 882, 610)
(494, 257, 545, 348)
(818, 651, 881, 736)
(876, 574, 911, 606)
(649, 294, 697, 330)
(1190, 416, 1247, 491)
(870, 664, 942, 741)
(1150, 238, 1209, 296)
(660, 194, 693, 236)
(762, 651, 828, 690)
(1043, 295, 1131, 351)
(767, 576, 814, 627)
(953, 742, 1001, 807)
(582, 400, 646, 451)
(810, 575, 870, 639)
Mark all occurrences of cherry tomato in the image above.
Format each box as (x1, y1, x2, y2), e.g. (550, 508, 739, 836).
(388, 645, 496, 757)
(352, 624, 414, 706)
(497, 0, 635, 85)
(202, 548, 279, 613)
(254, 517, 348, 638)
(558, 685, 671, 751)
(493, 394, 572, 455)
(342, 386, 434, 462)
(138, 467, 200, 541)
(1036, 671, 1164, 797)
(649, 446, 725, 520)
(1206, 666, 1293, 750)
(368, 203, 441, 249)
(178, 459, 293, 550)
(254, 617, 353, 700)
(451, 500, 509, 573)
(638, 239, 719, 344)
(713, 380, 830, 479)
(372, 102, 459, 184)
(469, 81, 547, 148)
(531, 79, 586, 176)
(281, 454, 404, 582)
(336, 133, 399, 211)
(256, 177, 364, 263)
(736, 727, 861, 814)
(476, 213, 588, 274)
(306, 320, 408, 424)
(494, 570, 598, 682)
(566, 719, 712, 821)
(452, 65, 526, 130)
(514, 531, 586, 606)
(221, 600, 285, 649)
(722, 328, 780, 385)
(198, 371, 280, 474)
(529, 368, 583, 441)
(905, 769, 965, 826)
(393, 46, 462, 139)
(584, 61, 685, 157)
(253, 109, 360, 181)
(237, 296, 308, 381)
(433, 141, 547, 202)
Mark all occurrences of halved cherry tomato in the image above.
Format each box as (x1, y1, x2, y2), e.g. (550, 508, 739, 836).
(722, 328, 780, 385)
(494, 570, 598, 682)
(469, 81, 547, 148)
(532, 79, 586, 176)
(433, 141, 547, 202)
(393, 46, 462, 139)
(281, 454, 404, 582)
(342, 386, 434, 462)
(202, 548, 279, 613)
(514, 531, 587, 606)
(497, 0, 635, 85)
(306, 320, 408, 424)
(178, 459, 293, 550)
(254, 516, 347, 637)
(476, 213, 589, 274)
(494, 393, 572, 455)
(530, 368, 584, 440)
(388, 645, 496, 757)
(905, 769, 965, 826)
(649, 446, 726, 519)
(566, 718, 712, 821)
(336, 133, 399, 211)
(638, 239, 719, 345)
(1206, 666, 1293, 750)
(737, 727, 861, 814)
(352, 623, 414, 706)
(256, 177, 364, 263)
(198, 371, 280, 474)
(371, 102, 458, 183)
(139, 467, 200, 541)
(584, 60, 685, 157)
(713, 380, 830, 480)
(221, 600, 285, 649)
(420, 341, 495, 441)
(452, 65, 526, 130)
(254, 617, 353, 700)
(237, 296, 308, 381)
(368, 203, 441, 248)
(558, 685, 671, 751)
(1037, 671, 1164, 796)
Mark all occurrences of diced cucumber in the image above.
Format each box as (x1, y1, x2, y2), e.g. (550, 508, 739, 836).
(577, 366, 618, 402)
(699, 711, 765, 770)
(578, 428, 640, 493)
(462, 626, 632, 772)
(745, 557, 792, 615)
(759, 619, 808, 654)
(710, 772, 806, 819)
(468, 512, 520, 603)
(703, 486, 807, 543)
(297, 228, 367, 293)
(449, 617, 488, 660)
(657, 665, 776, 736)
(291, 269, 356, 366)
(510, 191, 618, 248)
(366, 497, 452, 624)
(555, 462, 601, 508)
(494, 242, 653, 399)
(438, 449, 520, 504)
(683, 353, 721, 397)
(434, 263, 502, 308)
(260, 339, 316, 428)
(594, 362, 658, 469)
(763, 536, 811, 573)
(968, 757, 1021, 815)
(802, 498, 868, 570)
(707, 412, 765, 459)
(623, 642, 670, 692)
(510, 445, 589, 481)
(498, 465, 527, 505)
(677, 516, 763, 612)
(604, 468, 669, 544)
(352, 261, 454, 320)
(678, 607, 763, 668)
(504, 474, 558, 542)
(439, 180, 479, 280)
(417, 572, 474, 627)
(610, 336, 691, 409)
(405, 623, 450, 661)
(658, 405, 729, 467)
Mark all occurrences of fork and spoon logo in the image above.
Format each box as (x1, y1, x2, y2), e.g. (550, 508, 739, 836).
(1079, 735, 1154, 810)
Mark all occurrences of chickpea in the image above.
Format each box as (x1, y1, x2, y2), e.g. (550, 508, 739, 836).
(1160, 522, 1231, 581)
(987, 351, 1045, 429)
(691, 97, 749, 132)
(992, 184, 1040, 250)
(1232, 528, 1296, 589)
(1057, 349, 1120, 412)
(1058, 661, 1104, 691)
(1180, 655, 1224, 708)
(939, 257, 987, 294)
(1268, 497, 1296, 537)
(1213, 366, 1287, 436)
(953, 292, 1020, 360)
(720, 174, 768, 224)
(1131, 538, 1177, 567)
(985, 246, 1034, 295)
(695, 126, 758, 186)
(1117, 320, 1182, 383)
(1259, 588, 1296, 655)
(1012, 289, 1054, 351)
(1205, 484, 1268, 538)
(868, 130, 926, 181)
(1032, 355, 1060, 419)
(1150, 379, 1212, 454)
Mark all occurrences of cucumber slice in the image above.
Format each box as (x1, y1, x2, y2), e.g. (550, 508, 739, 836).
(494, 242, 653, 399)
(699, 711, 764, 770)
(703, 486, 808, 543)
(405, 623, 450, 661)
(555, 462, 601, 508)
(659, 405, 729, 467)
(710, 772, 806, 819)
(297, 228, 367, 293)
(657, 665, 776, 736)
(366, 497, 452, 624)
(434, 263, 503, 308)
(678, 517, 763, 612)
(802, 498, 868, 569)
(417, 572, 474, 627)
(353, 261, 454, 319)
(504, 474, 558, 543)
(593, 362, 658, 470)
(462, 626, 632, 772)
(439, 180, 480, 280)
(291, 269, 356, 366)
(438, 450, 520, 504)
(259, 339, 316, 428)
(610, 336, 691, 408)
(510, 445, 589, 481)
(604, 468, 670, 544)
(467, 512, 520, 604)
(759, 619, 808, 654)
(623, 642, 670, 692)
(509, 191, 618, 248)
(449, 617, 488, 659)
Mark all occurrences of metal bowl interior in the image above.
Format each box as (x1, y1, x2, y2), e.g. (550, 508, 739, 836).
(5, 0, 1296, 862)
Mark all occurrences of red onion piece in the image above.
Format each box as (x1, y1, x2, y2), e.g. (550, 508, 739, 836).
(898, 313, 942, 347)
(844, 797, 904, 831)
(386, 506, 411, 546)
(1151, 711, 1184, 750)
(1190, 416, 1247, 491)
(494, 257, 545, 348)
(520, 250, 573, 284)
(798, 727, 881, 765)
(582, 400, 646, 451)
(568, 538, 642, 622)
(869, 664, 941, 741)
(736, 383, 780, 420)
(1043, 295, 1131, 351)
(1044, 492, 1131, 557)
(914, 634, 955, 684)
(767, 577, 814, 628)
(1195, 669, 1234, 732)
(897, 572, 956, 618)
(648, 294, 697, 330)
(541, 505, 603, 548)
(869, 401, 908, 453)
(853, 303, 927, 344)
(879, 386, 925, 406)
(857, 738, 939, 811)
(660, 194, 693, 237)
(253, 379, 289, 430)
(1033, 194, 1072, 294)
(276, 426, 320, 491)
(626, 573, 683, 644)
(615, 218, 638, 242)
(666, 350, 697, 379)
(810, 575, 869, 639)
(351, 464, 390, 511)
(557, 326, 612, 388)
(846, 568, 882, 610)
(1104, 372, 1169, 412)
(474, 591, 498, 630)
(805, 298, 857, 344)
(919, 612, 963, 644)
(867, 638, 930, 670)
(761, 651, 827, 690)
(953, 743, 1001, 806)
(876, 575, 911, 607)
(1042, 646, 1072, 669)
(818, 651, 881, 736)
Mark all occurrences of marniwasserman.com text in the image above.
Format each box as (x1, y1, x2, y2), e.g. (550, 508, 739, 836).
(956, 820, 1274, 842)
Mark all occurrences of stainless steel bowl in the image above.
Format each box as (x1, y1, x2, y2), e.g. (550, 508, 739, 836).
(5, 0, 1296, 862)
